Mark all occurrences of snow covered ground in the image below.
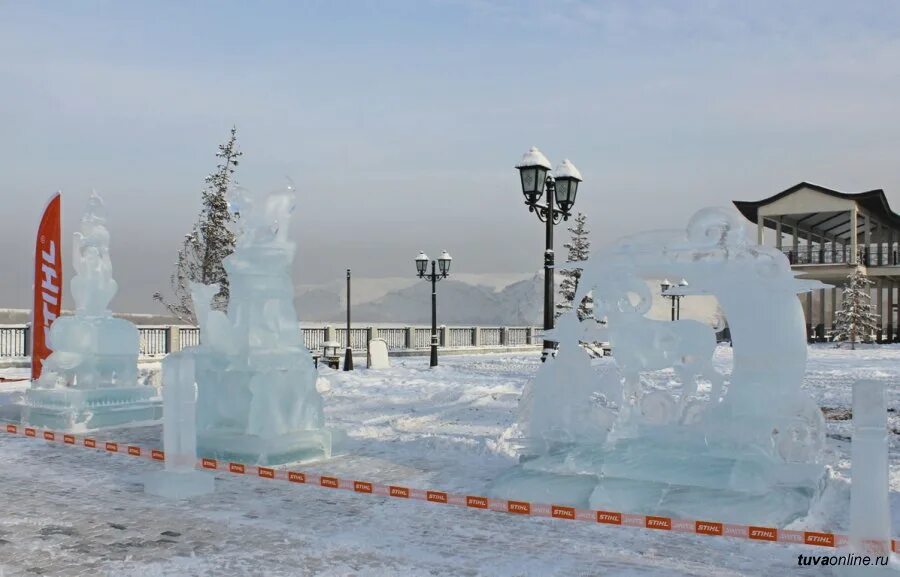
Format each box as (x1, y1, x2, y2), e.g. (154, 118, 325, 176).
(0, 346, 898, 576)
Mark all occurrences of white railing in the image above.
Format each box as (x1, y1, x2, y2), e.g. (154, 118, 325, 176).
(378, 328, 407, 350)
(448, 328, 474, 347)
(0, 325, 28, 357)
(302, 328, 327, 352)
(507, 327, 528, 346)
(0, 323, 540, 359)
(180, 327, 200, 348)
(138, 326, 169, 356)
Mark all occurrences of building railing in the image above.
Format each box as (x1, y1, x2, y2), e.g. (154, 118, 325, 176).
(0, 324, 541, 359)
(783, 244, 900, 267)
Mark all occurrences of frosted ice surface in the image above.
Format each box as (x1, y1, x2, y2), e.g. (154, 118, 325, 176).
(849, 380, 891, 552)
(144, 353, 214, 499)
(492, 207, 828, 526)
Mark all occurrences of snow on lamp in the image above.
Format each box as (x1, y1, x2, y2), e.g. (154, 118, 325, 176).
(553, 159, 582, 214)
(415, 251, 429, 277)
(438, 250, 452, 277)
(516, 146, 551, 205)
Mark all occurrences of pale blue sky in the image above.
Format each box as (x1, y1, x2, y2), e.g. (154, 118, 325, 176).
(2, 1, 900, 311)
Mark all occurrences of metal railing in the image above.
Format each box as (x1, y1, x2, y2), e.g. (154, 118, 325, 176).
(448, 328, 474, 347)
(302, 328, 327, 352)
(0, 323, 540, 359)
(334, 328, 369, 352)
(180, 327, 200, 348)
(507, 327, 528, 346)
(378, 328, 407, 350)
(0, 325, 28, 357)
(138, 327, 169, 356)
(783, 244, 900, 267)
(480, 327, 502, 346)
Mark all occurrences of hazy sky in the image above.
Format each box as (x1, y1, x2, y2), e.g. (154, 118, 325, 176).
(3, 1, 900, 312)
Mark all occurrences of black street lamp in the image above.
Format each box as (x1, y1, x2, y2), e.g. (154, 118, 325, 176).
(660, 278, 688, 321)
(344, 268, 353, 371)
(415, 250, 452, 367)
(516, 147, 583, 361)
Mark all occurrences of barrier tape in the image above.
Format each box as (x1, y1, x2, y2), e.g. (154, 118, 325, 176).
(2, 421, 897, 552)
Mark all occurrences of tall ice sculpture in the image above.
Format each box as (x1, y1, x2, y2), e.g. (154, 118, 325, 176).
(492, 207, 828, 526)
(169, 183, 343, 466)
(24, 193, 161, 430)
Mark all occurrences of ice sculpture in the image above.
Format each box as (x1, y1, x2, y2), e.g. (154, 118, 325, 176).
(24, 193, 161, 430)
(848, 381, 894, 551)
(168, 183, 343, 465)
(492, 207, 828, 526)
(144, 354, 215, 499)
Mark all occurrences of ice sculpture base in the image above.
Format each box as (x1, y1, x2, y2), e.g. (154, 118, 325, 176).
(23, 386, 162, 432)
(198, 427, 346, 466)
(144, 469, 215, 500)
(491, 434, 826, 526)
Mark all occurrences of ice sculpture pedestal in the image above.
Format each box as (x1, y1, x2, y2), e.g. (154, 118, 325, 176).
(144, 470, 215, 500)
(835, 380, 899, 575)
(145, 354, 215, 500)
(25, 385, 160, 431)
(25, 317, 161, 431)
(198, 429, 342, 465)
(191, 351, 345, 466)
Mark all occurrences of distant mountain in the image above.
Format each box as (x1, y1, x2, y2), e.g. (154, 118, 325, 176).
(294, 288, 343, 322)
(2, 272, 720, 328)
(295, 273, 549, 325)
(0, 308, 183, 326)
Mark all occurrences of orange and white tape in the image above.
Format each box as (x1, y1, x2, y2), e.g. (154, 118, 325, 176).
(2, 421, 896, 552)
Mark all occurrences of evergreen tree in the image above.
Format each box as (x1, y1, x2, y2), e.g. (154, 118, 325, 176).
(154, 127, 242, 323)
(833, 268, 879, 350)
(556, 212, 592, 320)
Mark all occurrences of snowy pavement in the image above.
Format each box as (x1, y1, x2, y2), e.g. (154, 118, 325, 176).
(0, 347, 898, 576)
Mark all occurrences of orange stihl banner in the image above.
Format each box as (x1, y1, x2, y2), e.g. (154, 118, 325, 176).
(2, 421, 895, 552)
(32, 192, 62, 381)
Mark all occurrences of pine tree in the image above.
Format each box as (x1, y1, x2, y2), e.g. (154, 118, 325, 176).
(556, 212, 592, 320)
(154, 127, 242, 323)
(833, 267, 879, 350)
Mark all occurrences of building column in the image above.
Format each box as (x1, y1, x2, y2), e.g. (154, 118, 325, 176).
(757, 215, 765, 245)
(806, 229, 813, 263)
(888, 280, 895, 343)
(863, 212, 871, 266)
(792, 222, 800, 263)
(806, 292, 813, 341)
(775, 218, 783, 250)
(876, 222, 883, 266)
(831, 287, 837, 335)
(850, 207, 859, 265)
(818, 288, 826, 340)
(890, 229, 896, 265)
(877, 280, 884, 342)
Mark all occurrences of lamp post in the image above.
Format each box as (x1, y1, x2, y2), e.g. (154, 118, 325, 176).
(415, 250, 452, 367)
(344, 268, 353, 371)
(516, 147, 582, 361)
(660, 278, 688, 321)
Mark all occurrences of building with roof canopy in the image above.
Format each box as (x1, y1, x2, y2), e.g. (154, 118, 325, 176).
(734, 182, 900, 342)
